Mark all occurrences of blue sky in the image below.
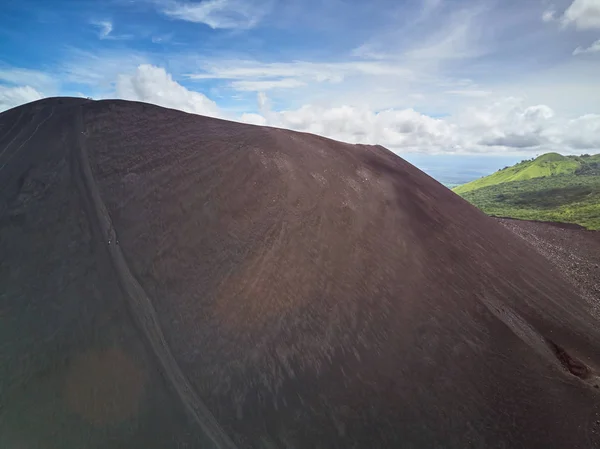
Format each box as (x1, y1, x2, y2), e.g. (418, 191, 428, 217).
(1, 0, 600, 181)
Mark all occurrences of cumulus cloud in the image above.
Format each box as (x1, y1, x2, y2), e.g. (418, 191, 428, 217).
(240, 93, 600, 154)
(457, 101, 556, 149)
(563, 114, 600, 148)
(0, 85, 44, 112)
(549, 0, 600, 29)
(116, 64, 222, 117)
(0, 67, 55, 112)
(573, 39, 600, 54)
(159, 0, 272, 29)
(241, 93, 459, 152)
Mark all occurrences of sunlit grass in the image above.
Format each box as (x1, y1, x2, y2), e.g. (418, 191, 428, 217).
(459, 174, 600, 230)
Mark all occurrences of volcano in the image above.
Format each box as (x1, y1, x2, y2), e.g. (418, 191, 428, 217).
(1, 98, 599, 449)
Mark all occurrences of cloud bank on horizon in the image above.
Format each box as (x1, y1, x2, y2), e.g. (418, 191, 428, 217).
(1, 0, 600, 155)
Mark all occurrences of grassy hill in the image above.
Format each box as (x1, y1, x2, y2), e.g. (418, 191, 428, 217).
(452, 153, 600, 230)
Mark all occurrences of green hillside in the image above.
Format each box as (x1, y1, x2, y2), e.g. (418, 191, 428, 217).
(453, 152, 581, 195)
(452, 153, 600, 230)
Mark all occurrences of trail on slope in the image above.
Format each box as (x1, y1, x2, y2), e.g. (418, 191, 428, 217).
(72, 107, 238, 449)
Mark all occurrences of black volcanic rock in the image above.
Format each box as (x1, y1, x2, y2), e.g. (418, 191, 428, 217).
(1, 98, 600, 449)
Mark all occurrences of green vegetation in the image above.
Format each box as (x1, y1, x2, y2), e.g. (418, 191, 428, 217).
(453, 153, 600, 230)
(453, 152, 584, 195)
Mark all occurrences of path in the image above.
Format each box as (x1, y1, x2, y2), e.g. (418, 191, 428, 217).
(72, 106, 238, 449)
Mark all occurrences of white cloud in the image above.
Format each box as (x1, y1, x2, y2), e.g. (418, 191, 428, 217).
(116, 64, 222, 117)
(403, 5, 488, 62)
(573, 39, 600, 54)
(257, 91, 269, 113)
(0, 67, 55, 112)
(186, 60, 409, 82)
(0, 85, 44, 112)
(159, 0, 272, 29)
(404, 21, 478, 61)
(1, 59, 598, 156)
(241, 99, 459, 152)
(558, 0, 600, 29)
(239, 112, 267, 125)
(170, 1, 595, 116)
(240, 93, 600, 154)
(450, 101, 558, 150)
(91, 20, 132, 40)
(93, 20, 113, 39)
(176, 4, 490, 112)
(185, 59, 413, 93)
(563, 114, 600, 148)
(542, 9, 556, 22)
(350, 44, 391, 60)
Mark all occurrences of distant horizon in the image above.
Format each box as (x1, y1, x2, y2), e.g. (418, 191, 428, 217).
(402, 153, 524, 187)
(406, 150, 600, 187)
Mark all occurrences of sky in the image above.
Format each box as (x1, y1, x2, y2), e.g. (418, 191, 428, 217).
(1, 0, 600, 183)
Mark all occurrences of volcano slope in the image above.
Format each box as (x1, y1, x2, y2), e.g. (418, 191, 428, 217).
(497, 218, 600, 318)
(1, 98, 600, 449)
